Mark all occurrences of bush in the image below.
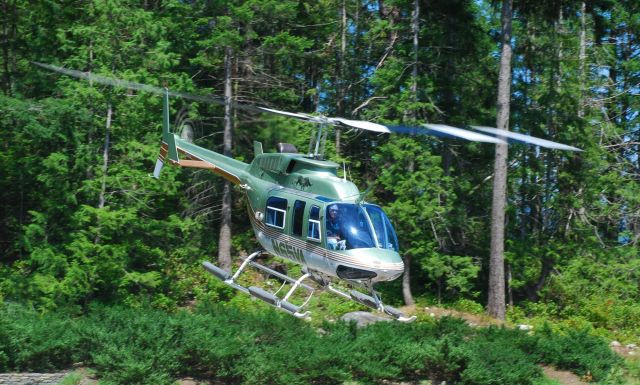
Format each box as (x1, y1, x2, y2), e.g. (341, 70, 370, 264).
(462, 327, 540, 385)
(0, 303, 624, 385)
(0, 303, 82, 371)
(78, 305, 184, 385)
(529, 325, 622, 381)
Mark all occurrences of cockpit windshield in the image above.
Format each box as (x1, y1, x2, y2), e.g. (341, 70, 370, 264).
(325, 203, 399, 252)
(364, 204, 400, 252)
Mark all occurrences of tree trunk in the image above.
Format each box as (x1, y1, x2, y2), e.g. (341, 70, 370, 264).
(218, 47, 234, 272)
(98, 102, 112, 209)
(578, 1, 586, 118)
(487, 0, 513, 321)
(335, 0, 347, 156)
(402, 254, 414, 306)
(1, 0, 16, 96)
(409, 0, 419, 118)
(403, 158, 416, 306)
(401, 0, 420, 308)
(506, 263, 513, 307)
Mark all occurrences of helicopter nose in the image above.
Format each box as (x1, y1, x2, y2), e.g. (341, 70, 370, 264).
(340, 248, 404, 282)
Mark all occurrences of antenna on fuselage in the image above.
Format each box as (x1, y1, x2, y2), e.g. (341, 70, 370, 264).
(356, 183, 375, 204)
(343, 161, 347, 182)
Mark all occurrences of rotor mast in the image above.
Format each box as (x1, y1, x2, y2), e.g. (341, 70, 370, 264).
(308, 118, 330, 160)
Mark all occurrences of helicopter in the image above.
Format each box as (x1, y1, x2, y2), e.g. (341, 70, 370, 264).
(34, 62, 581, 322)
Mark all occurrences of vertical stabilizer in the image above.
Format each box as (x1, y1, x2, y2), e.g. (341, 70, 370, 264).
(163, 88, 179, 162)
(154, 88, 178, 178)
(254, 141, 264, 156)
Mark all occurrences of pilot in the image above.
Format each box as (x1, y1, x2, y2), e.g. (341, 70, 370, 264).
(326, 204, 344, 250)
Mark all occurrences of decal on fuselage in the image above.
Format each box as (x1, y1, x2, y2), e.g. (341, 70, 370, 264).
(271, 239, 305, 264)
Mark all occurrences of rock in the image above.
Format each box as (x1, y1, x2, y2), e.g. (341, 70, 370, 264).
(341, 311, 391, 327)
(430, 313, 436, 317)
(610, 341, 622, 347)
(0, 372, 69, 385)
(518, 324, 533, 331)
(627, 344, 638, 350)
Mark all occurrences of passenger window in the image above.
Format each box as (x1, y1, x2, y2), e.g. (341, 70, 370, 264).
(292, 200, 306, 236)
(266, 197, 287, 229)
(307, 205, 321, 241)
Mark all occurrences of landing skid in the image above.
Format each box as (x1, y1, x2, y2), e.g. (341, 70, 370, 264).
(326, 283, 417, 323)
(203, 251, 416, 322)
(203, 251, 314, 318)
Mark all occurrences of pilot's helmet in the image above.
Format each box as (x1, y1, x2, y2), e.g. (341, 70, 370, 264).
(328, 204, 339, 212)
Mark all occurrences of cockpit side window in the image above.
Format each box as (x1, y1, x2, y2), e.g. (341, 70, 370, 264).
(266, 197, 287, 229)
(307, 205, 321, 242)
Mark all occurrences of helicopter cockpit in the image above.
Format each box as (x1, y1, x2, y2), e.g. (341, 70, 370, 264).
(325, 203, 399, 252)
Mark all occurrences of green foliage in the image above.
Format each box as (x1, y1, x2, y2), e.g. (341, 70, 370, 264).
(526, 325, 623, 382)
(462, 328, 541, 385)
(0, 303, 82, 371)
(0, 303, 624, 385)
(58, 372, 83, 385)
(80, 305, 183, 385)
(452, 298, 485, 314)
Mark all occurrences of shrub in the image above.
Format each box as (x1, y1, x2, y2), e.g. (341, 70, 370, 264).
(78, 305, 183, 385)
(0, 303, 82, 371)
(528, 325, 622, 381)
(0, 303, 624, 385)
(462, 327, 540, 385)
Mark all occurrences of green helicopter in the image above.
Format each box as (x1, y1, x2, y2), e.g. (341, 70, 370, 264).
(35, 62, 580, 322)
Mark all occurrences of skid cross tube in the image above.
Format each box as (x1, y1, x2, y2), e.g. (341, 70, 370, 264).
(283, 273, 311, 302)
(245, 259, 315, 292)
(230, 250, 263, 282)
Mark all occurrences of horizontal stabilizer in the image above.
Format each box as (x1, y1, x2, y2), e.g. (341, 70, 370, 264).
(152, 159, 164, 179)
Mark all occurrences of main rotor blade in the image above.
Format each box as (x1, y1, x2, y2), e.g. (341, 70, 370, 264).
(330, 117, 391, 133)
(33, 61, 228, 105)
(471, 126, 582, 151)
(34, 61, 167, 94)
(420, 124, 506, 144)
(35, 62, 579, 150)
(256, 107, 314, 121)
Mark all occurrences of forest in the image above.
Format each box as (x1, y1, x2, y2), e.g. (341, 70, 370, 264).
(0, 0, 639, 384)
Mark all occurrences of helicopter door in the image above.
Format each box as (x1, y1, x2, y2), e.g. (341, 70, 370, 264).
(292, 200, 306, 237)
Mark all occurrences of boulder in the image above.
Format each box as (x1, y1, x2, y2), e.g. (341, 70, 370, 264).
(341, 311, 391, 327)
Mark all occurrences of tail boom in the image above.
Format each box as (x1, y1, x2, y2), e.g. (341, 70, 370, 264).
(154, 137, 246, 184)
